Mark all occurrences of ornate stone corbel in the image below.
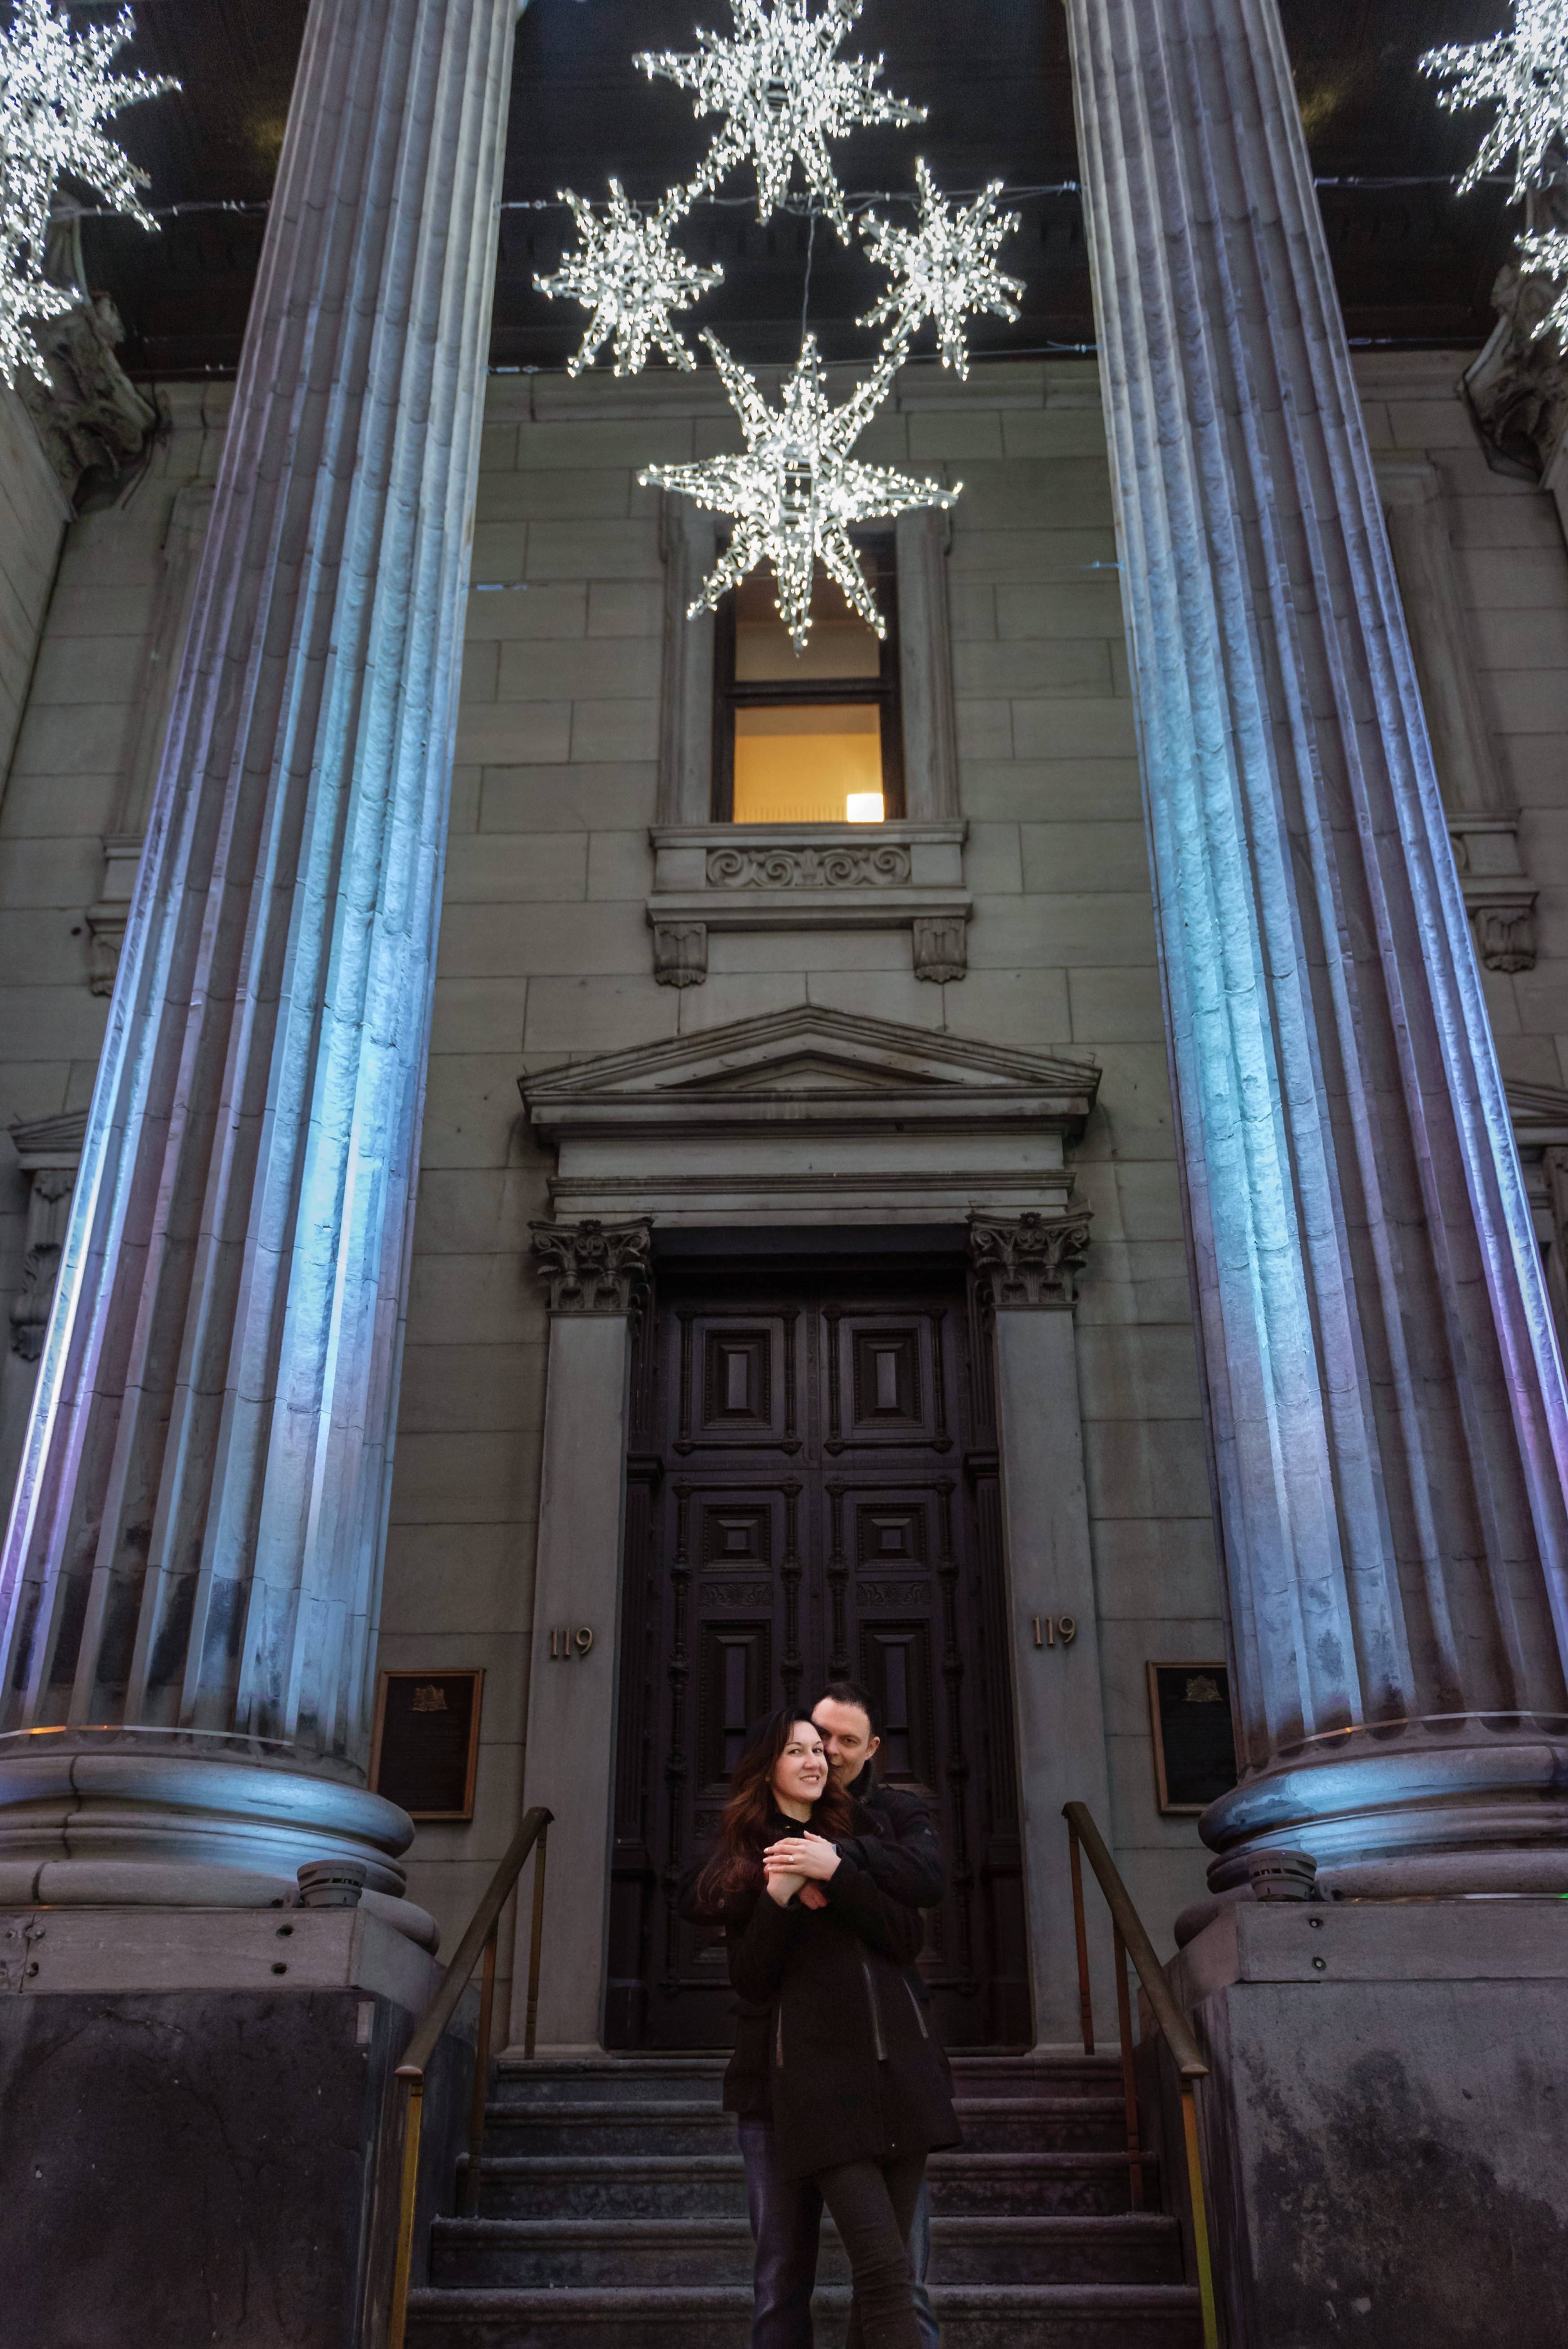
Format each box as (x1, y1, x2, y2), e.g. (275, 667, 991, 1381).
(652, 920, 708, 987)
(530, 1217, 652, 1313)
(968, 1209, 1093, 1310)
(8, 1111, 87, 1362)
(912, 912, 968, 984)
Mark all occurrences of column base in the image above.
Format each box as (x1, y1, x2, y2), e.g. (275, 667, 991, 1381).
(1168, 1899, 1568, 2348)
(0, 1906, 470, 2349)
(1200, 1714, 1568, 1894)
(0, 1728, 434, 1943)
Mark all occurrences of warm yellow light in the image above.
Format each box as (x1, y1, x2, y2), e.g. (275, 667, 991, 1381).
(845, 792, 884, 823)
(731, 703, 884, 824)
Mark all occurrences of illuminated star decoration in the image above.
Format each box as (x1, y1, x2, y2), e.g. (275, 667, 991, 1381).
(536, 181, 723, 376)
(0, 0, 177, 386)
(1518, 224, 1568, 347)
(640, 330, 956, 650)
(636, 0, 926, 242)
(859, 159, 1022, 379)
(1421, 1, 1568, 201)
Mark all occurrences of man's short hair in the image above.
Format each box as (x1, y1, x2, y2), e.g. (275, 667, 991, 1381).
(812, 1679, 881, 1738)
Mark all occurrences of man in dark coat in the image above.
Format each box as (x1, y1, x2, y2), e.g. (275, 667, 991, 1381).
(737, 1680, 946, 2349)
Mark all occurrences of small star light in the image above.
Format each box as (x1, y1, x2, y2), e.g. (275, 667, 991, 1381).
(0, 0, 177, 386)
(1421, 1, 1568, 201)
(636, 0, 926, 241)
(640, 330, 956, 650)
(860, 160, 1023, 378)
(1518, 224, 1568, 344)
(536, 181, 723, 376)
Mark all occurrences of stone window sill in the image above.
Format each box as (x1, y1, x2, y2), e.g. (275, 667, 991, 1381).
(645, 820, 970, 987)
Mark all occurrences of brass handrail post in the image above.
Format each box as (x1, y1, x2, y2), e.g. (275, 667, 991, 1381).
(1111, 1921, 1143, 2211)
(460, 1929, 499, 2218)
(524, 1819, 549, 2060)
(1181, 2079, 1221, 2349)
(1062, 1801, 1218, 2349)
(379, 1803, 553, 2348)
(1066, 1815, 1095, 2054)
(386, 2075, 425, 2349)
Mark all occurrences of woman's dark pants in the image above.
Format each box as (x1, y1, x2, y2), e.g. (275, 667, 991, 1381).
(814, 2152, 928, 2349)
(738, 2119, 937, 2349)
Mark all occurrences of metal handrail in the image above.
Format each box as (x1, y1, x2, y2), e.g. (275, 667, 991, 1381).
(384, 1804, 553, 2349)
(1062, 1801, 1219, 2349)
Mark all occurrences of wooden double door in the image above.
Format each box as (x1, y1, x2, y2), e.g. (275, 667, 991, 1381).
(606, 1254, 1030, 2050)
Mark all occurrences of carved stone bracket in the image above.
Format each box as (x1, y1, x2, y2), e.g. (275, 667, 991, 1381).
(18, 292, 160, 501)
(530, 1217, 652, 1313)
(652, 920, 708, 989)
(912, 914, 968, 984)
(7, 1111, 87, 1362)
(968, 1209, 1093, 1311)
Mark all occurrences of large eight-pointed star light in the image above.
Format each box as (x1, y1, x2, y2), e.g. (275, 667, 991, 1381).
(1421, 0, 1568, 201)
(636, 0, 925, 241)
(535, 181, 724, 376)
(639, 331, 956, 649)
(0, 0, 176, 386)
(859, 160, 1023, 378)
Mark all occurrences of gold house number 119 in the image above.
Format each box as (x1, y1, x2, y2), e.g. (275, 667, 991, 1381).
(1032, 1615, 1078, 1649)
(549, 1625, 595, 1660)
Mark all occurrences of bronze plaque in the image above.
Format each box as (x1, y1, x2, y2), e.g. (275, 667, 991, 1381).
(371, 1668, 484, 1821)
(1147, 1661, 1237, 1814)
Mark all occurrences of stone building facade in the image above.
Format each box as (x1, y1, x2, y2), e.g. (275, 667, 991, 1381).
(3, 338, 1567, 2043)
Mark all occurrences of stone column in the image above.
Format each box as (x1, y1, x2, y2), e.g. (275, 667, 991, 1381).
(0, 0, 524, 1916)
(970, 1212, 1113, 2045)
(511, 1219, 649, 2054)
(1065, 0, 1568, 1894)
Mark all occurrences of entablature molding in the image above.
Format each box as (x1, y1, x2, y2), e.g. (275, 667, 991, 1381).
(522, 1006, 1099, 1229)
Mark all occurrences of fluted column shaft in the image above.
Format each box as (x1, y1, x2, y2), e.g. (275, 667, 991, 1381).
(0, 0, 521, 1902)
(1065, 0, 1568, 1886)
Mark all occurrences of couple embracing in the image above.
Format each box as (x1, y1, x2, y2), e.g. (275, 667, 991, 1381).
(682, 1682, 957, 2349)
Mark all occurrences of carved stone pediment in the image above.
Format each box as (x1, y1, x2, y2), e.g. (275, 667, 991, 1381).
(523, 1007, 1099, 1229)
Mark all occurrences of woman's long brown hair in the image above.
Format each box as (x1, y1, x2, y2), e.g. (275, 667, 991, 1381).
(689, 1708, 855, 1921)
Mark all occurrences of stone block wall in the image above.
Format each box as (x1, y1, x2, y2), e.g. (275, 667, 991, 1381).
(1, 354, 1565, 2029)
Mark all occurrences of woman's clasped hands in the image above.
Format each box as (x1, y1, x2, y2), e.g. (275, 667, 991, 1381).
(764, 1829, 842, 1911)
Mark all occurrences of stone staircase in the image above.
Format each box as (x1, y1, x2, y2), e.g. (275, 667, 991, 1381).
(406, 2051, 1203, 2347)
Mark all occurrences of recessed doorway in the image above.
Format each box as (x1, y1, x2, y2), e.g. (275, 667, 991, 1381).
(605, 1246, 1029, 2050)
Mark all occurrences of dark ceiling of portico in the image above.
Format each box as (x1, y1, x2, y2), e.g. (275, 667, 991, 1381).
(86, 0, 1519, 381)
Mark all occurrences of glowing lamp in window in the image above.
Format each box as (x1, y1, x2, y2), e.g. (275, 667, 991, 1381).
(845, 793, 884, 823)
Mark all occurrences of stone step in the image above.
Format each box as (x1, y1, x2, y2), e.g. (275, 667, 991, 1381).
(471, 2150, 1153, 2222)
(405, 2281, 1202, 2349)
(480, 2094, 1130, 2158)
(430, 2212, 1185, 2291)
(492, 2057, 729, 2108)
(487, 2054, 1118, 2111)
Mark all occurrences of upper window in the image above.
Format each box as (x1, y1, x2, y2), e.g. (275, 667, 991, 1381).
(711, 533, 905, 824)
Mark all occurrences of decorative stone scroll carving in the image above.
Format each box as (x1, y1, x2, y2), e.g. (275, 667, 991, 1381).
(531, 1218, 652, 1313)
(968, 1210, 1093, 1310)
(706, 842, 912, 889)
(1464, 881, 1539, 975)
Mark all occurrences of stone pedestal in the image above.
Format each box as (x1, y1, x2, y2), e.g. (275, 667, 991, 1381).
(1168, 1901, 1568, 2348)
(0, 1907, 472, 2349)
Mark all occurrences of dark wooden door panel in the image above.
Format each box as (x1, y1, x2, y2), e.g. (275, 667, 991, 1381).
(606, 1259, 1029, 2051)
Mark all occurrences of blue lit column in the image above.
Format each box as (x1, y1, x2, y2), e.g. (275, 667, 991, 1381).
(1065, 0, 1568, 1891)
(0, 0, 522, 1913)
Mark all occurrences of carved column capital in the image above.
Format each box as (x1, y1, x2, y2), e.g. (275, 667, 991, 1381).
(968, 1210, 1093, 1311)
(531, 1218, 652, 1313)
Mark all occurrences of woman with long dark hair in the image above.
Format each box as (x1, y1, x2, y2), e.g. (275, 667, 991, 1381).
(691, 1708, 958, 2349)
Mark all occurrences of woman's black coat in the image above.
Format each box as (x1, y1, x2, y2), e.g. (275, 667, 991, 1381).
(719, 1805, 959, 2182)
